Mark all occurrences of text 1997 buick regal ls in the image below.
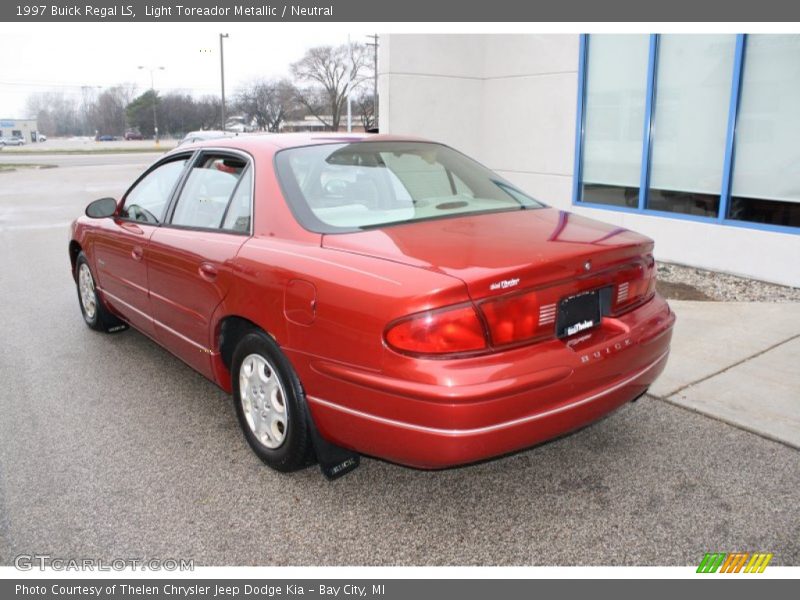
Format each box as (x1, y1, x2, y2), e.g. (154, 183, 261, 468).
(69, 134, 675, 478)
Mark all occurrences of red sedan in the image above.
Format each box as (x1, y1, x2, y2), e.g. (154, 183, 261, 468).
(69, 134, 675, 477)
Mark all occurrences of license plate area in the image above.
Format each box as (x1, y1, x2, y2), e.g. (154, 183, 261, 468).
(556, 289, 602, 338)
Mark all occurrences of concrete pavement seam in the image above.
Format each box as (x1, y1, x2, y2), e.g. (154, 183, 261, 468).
(653, 395, 800, 451)
(657, 331, 800, 400)
(648, 332, 800, 451)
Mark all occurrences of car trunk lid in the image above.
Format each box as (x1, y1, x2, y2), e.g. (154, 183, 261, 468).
(321, 207, 654, 302)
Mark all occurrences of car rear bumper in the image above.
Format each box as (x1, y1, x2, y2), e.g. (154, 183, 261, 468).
(297, 294, 675, 468)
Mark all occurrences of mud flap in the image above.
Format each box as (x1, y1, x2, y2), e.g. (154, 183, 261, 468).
(303, 403, 360, 480)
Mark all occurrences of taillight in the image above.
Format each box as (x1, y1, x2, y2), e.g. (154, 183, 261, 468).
(612, 255, 656, 314)
(479, 290, 554, 346)
(385, 304, 487, 356)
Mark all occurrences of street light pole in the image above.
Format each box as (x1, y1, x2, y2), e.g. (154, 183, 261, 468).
(220, 33, 229, 131)
(138, 65, 165, 144)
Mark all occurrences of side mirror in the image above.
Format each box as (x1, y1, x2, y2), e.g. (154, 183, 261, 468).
(85, 197, 118, 219)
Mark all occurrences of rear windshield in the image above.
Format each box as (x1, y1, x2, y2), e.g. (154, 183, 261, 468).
(274, 141, 545, 233)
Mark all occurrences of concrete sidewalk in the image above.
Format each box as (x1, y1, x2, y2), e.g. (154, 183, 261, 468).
(651, 300, 800, 448)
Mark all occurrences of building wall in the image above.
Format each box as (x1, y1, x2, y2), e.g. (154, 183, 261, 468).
(0, 119, 39, 142)
(379, 34, 800, 287)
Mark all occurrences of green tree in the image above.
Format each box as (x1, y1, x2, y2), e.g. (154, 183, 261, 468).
(126, 90, 159, 137)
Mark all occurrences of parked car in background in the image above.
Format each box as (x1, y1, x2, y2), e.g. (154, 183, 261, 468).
(68, 133, 675, 477)
(124, 130, 143, 141)
(95, 135, 116, 142)
(1, 136, 25, 146)
(36, 134, 47, 142)
(177, 130, 236, 147)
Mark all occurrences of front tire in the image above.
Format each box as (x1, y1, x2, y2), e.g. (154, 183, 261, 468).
(231, 330, 313, 472)
(75, 252, 127, 333)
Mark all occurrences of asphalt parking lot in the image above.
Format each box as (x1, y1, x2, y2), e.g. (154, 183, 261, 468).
(0, 154, 798, 566)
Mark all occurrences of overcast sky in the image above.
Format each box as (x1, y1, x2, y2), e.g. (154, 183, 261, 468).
(0, 23, 370, 118)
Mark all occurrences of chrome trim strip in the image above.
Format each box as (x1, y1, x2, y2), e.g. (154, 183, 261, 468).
(98, 269, 149, 295)
(618, 282, 630, 302)
(100, 288, 209, 352)
(307, 349, 669, 437)
(99, 288, 150, 321)
(148, 288, 208, 325)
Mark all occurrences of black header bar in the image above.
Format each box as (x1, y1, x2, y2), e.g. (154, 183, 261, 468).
(1, 0, 799, 22)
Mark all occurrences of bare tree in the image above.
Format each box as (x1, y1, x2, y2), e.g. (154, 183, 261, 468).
(25, 92, 81, 136)
(355, 90, 376, 131)
(290, 43, 371, 131)
(236, 78, 297, 132)
(79, 86, 100, 135)
(160, 93, 201, 136)
(90, 86, 136, 136)
(195, 95, 223, 130)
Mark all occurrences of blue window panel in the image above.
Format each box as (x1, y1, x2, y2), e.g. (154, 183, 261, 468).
(637, 34, 658, 211)
(575, 34, 649, 208)
(718, 35, 746, 223)
(573, 32, 799, 234)
(571, 34, 587, 206)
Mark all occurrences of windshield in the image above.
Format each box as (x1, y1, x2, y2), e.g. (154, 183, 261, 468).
(274, 141, 545, 233)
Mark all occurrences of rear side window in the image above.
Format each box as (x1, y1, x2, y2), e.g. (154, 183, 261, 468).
(170, 154, 249, 230)
(121, 159, 187, 224)
(221, 166, 253, 233)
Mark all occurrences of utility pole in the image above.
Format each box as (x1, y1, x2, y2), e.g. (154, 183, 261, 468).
(346, 34, 354, 133)
(138, 66, 165, 143)
(220, 33, 229, 131)
(366, 34, 378, 129)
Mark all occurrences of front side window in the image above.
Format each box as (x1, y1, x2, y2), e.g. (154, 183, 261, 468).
(275, 142, 544, 233)
(121, 159, 188, 224)
(170, 154, 248, 230)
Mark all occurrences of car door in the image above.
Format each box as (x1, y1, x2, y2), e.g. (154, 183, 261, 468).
(92, 156, 191, 338)
(146, 151, 253, 378)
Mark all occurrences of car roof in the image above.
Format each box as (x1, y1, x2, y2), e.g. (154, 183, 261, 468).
(182, 130, 229, 138)
(174, 132, 430, 153)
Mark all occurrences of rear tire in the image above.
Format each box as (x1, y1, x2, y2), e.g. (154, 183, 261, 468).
(231, 330, 314, 472)
(75, 252, 127, 333)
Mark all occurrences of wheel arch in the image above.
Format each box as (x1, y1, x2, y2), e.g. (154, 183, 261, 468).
(213, 311, 359, 477)
(216, 315, 267, 372)
(68, 240, 82, 279)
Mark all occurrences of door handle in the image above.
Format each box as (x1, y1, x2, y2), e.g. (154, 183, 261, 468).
(131, 246, 143, 261)
(199, 263, 218, 281)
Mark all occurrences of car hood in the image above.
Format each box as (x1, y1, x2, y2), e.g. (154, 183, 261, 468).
(321, 208, 653, 299)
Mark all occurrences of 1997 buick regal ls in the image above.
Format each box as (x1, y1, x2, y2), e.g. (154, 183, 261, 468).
(69, 134, 675, 476)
